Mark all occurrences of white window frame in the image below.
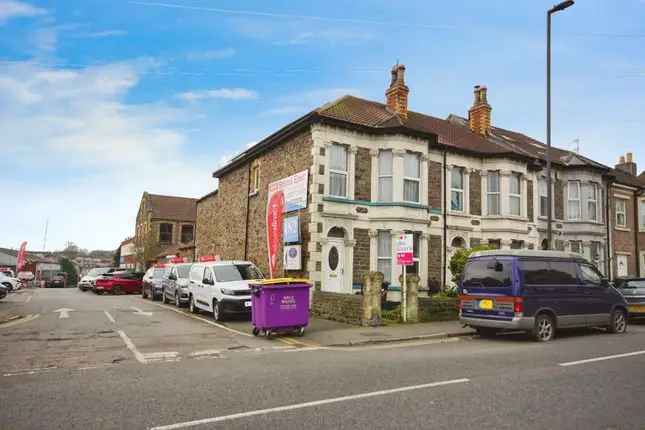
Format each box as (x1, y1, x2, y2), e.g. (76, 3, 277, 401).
(328, 144, 348, 198)
(567, 180, 581, 220)
(539, 177, 548, 218)
(378, 150, 393, 202)
(450, 167, 465, 212)
(487, 171, 500, 216)
(640, 199, 645, 231)
(376, 230, 392, 283)
(509, 173, 521, 216)
(584, 182, 598, 222)
(615, 198, 627, 227)
(403, 152, 421, 203)
(570, 240, 582, 254)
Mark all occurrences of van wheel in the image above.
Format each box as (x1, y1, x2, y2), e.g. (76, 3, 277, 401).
(533, 314, 555, 342)
(212, 300, 223, 322)
(475, 327, 497, 338)
(190, 296, 199, 314)
(608, 308, 627, 334)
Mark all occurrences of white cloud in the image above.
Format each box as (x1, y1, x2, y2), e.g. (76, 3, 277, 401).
(0, 59, 219, 250)
(0, 0, 46, 24)
(30, 27, 57, 54)
(261, 87, 358, 117)
(177, 87, 258, 102)
(75, 29, 128, 38)
(185, 48, 235, 61)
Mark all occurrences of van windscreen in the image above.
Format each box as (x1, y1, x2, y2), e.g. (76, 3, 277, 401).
(462, 259, 512, 289)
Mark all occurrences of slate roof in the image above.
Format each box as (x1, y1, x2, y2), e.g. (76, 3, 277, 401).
(147, 194, 197, 222)
(610, 168, 645, 188)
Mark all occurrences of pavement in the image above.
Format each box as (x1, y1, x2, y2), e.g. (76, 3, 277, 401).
(1, 287, 645, 429)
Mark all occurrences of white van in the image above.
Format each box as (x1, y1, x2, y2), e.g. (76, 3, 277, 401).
(188, 260, 263, 321)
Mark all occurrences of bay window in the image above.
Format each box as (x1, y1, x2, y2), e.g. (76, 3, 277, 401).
(487, 172, 500, 215)
(567, 181, 581, 220)
(640, 200, 645, 230)
(329, 144, 348, 197)
(378, 150, 393, 202)
(583, 182, 598, 221)
(539, 178, 548, 217)
(403, 152, 420, 203)
(377, 231, 392, 283)
(509, 173, 521, 216)
(450, 167, 464, 212)
(615, 199, 626, 227)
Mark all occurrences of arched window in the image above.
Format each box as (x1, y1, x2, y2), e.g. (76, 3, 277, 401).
(328, 227, 346, 238)
(451, 237, 466, 249)
(541, 239, 549, 250)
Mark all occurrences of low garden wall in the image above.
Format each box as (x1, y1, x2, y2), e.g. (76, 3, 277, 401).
(311, 291, 362, 325)
(418, 296, 459, 322)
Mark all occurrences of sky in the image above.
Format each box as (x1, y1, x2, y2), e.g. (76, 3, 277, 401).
(0, 0, 643, 252)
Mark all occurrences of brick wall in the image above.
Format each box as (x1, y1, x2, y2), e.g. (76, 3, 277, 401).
(353, 228, 370, 285)
(554, 178, 564, 220)
(428, 235, 442, 291)
(611, 189, 637, 277)
(527, 179, 534, 222)
(354, 147, 371, 201)
(428, 160, 442, 210)
(195, 130, 314, 277)
(311, 290, 363, 325)
(469, 170, 481, 215)
(418, 296, 458, 322)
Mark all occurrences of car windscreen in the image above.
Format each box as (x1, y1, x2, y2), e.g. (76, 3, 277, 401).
(176, 265, 191, 279)
(625, 280, 645, 289)
(462, 258, 512, 289)
(212, 264, 263, 282)
(152, 268, 167, 278)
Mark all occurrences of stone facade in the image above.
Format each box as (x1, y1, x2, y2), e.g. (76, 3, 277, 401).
(526, 179, 534, 222)
(311, 290, 362, 325)
(469, 169, 482, 216)
(352, 228, 370, 285)
(418, 296, 458, 322)
(554, 178, 564, 220)
(354, 147, 371, 201)
(428, 160, 442, 210)
(428, 235, 442, 291)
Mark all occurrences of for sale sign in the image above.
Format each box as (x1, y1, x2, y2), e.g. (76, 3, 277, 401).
(396, 234, 414, 266)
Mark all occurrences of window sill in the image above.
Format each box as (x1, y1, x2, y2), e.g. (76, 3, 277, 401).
(448, 211, 471, 218)
(614, 226, 630, 232)
(482, 215, 529, 222)
(248, 190, 258, 198)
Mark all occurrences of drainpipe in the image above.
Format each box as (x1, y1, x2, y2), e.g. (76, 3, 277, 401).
(605, 180, 612, 280)
(243, 167, 252, 261)
(442, 150, 448, 291)
(634, 190, 641, 276)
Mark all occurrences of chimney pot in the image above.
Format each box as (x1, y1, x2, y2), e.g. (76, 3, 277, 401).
(626, 152, 633, 163)
(385, 64, 409, 119)
(619, 155, 626, 164)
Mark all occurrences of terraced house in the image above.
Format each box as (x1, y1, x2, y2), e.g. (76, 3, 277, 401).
(195, 64, 643, 296)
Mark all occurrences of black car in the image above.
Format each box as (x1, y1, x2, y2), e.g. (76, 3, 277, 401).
(614, 277, 645, 318)
(0, 285, 8, 300)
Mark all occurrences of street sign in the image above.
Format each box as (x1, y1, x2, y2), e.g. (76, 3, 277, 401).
(396, 234, 414, 266)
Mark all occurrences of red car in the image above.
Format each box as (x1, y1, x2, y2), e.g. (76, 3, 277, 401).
(94, 271, 143, 295)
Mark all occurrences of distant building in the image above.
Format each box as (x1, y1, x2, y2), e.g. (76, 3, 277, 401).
(119, 238, 136, 269)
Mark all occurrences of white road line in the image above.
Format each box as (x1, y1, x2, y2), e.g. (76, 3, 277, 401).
(559, 350, 645, 367)
(24, 295, 32, 303)
(0, 313, 40, 328)
(4, 367, 58, 377)
(104, 310, 116, 323)
(149, 302, 252, 337)
(117, 330, 146, 364)
(189, 349, 222, 357)
(150, 378, 470, 430)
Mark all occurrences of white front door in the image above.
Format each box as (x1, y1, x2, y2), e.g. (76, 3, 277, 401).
(324, 239, 345, 293)
(617, 255, 628, 277)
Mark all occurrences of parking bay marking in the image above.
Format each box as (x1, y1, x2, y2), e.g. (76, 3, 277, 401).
(151, 378, 470, 430)
(104, 310, 116, 324)
(149, 302, 252, 337)
(131, 306, 153, 316)
(559, 349, 645, 367)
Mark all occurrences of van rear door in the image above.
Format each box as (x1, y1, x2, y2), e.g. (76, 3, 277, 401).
(460, 257, 517, 321)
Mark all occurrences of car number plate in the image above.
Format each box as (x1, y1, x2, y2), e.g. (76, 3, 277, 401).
(244, 301, 252, 308)
(628, 304, 645, 313)
(478, 299, 494, 310)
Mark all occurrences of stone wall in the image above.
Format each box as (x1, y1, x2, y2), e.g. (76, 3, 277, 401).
(527, 179, 534, 222)
(555, 178, 564, 220)
(353, 228, 370, 285)
(428, 235, 442, 291)
(354, 147, 371, 201)
(418, 296, 459, 322)
(469, 170, 481, 216)
(311, 290, 363, 325)
(195, 129, 314, 278)
(428, 160, 442, 211)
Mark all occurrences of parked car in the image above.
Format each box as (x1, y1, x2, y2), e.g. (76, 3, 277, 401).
(0, 268, 15, 277)
(459, 250, 629, 342)
(0, 284, 8, 300)
(18, 271, 35, 287)
(188, 260, 263, 321)
(161, 263, 193, 307)
(614, 277, 645, 318)
(94, 271, 143, 295)
(0, 273, 20, 292)
(142, 265, 168, 300)
(47, 272, 67, 288)
(79, 267, 114, 291)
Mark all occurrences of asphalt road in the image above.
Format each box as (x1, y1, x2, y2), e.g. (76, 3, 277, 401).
(1, 288, 644, 430)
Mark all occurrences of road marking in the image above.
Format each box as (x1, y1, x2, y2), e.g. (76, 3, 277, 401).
(104, 310, 116, 323)
(142, 351, 180, 362)
(0, 313, 40, 328)
(4, 367, 58, 377)
(117, 330, 146, 364)
(148, 302, 252, 337)
(189, 349, 222, 357)
(53, 308, 75, 319)
(131, 306, 153, 316)
(24, 295, 32, 303)
(559, 350, 645, 367)
(151, 378, 469, 430)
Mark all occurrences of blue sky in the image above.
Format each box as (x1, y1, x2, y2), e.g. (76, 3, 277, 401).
(1, 0, 643, 251)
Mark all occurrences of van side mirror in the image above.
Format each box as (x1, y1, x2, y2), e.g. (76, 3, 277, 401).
(169, 273, 177, 281)
(487, 260, 504, 272)
(202, 278, 213, 285)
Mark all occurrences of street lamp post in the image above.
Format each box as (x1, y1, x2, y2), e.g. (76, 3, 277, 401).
(546, 0, 574, 250)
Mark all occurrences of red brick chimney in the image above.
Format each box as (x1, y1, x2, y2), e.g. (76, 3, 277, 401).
(615, 152, 637, 175)
(468, 85, 492, 136)
(385, 64, 409, 119)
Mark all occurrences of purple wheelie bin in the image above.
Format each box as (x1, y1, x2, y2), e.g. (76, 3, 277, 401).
(250, 278, 312, 337)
